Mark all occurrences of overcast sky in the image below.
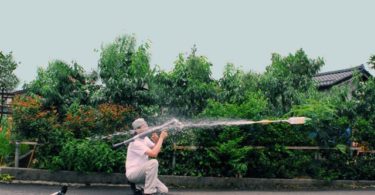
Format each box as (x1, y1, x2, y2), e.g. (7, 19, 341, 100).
(1, 0, 375, 87)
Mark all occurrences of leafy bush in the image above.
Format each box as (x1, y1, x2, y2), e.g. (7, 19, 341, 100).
(202, 91, 268, 120)
(97, 103, 136, 135)
(0, 123, 11, 165)
(61, 102, 136, 139)
(0, 174, 14, 182)
(63, 103, 97, 138)
(12, 94, 59, 142)
(50, 139, 124, 173)
(352, 78, 375, 149)
(25, 60, 92, 118)
(248, 146, 314, 178)
(33, 127, 73, 169)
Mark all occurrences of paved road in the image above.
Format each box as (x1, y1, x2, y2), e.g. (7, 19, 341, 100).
(1, 183, 375, 195)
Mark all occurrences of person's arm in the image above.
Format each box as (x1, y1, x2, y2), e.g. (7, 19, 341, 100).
(146, 130, 168, 158)
(151, 133, 159, 143)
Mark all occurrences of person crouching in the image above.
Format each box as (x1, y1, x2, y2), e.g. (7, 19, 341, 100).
(125, 118, 169, 194)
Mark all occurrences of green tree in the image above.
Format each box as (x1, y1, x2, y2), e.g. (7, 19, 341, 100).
(156, 46, 216, 117)
(0, 51, 19, 91)
(202, 91, 267, 120)
(26, 60, 92, 117)
(369, 54, 375, 70)
(218, 63, 260, 104)
(196, 88, 268, 177)
(260, 49, 324, 115)
(98, 34, 154, 111)
(0, 51, 20, 120)
(287, 99, 341, 146)
(351, 77, 375, 148)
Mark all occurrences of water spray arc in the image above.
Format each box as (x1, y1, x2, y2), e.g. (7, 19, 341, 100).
(112, 117, 310, 148)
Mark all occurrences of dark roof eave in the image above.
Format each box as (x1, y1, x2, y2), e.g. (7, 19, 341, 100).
(315, 64, 368, 77)
(314, 64, 372, 89)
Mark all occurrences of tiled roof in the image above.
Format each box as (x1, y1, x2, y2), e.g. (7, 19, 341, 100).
(313, 65, 371, 89)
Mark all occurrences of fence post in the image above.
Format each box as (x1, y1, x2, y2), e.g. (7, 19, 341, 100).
(15, 141, 19, 168)
(172, 150, 176, 169)
(172, 143, 176, 169)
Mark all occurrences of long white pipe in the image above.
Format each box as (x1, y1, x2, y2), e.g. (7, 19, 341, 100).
(113, 117, 309, 148)
(112, 119, 179, 148)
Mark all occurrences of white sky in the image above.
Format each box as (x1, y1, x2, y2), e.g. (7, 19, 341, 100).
(1, 0, 374, 87)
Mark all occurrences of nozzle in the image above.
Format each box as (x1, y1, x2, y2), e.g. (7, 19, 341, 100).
(287, 117, 311, 125)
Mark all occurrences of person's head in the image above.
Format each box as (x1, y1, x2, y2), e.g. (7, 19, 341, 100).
(132, 118, 148, 134)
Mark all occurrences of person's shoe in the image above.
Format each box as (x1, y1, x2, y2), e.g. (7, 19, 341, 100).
(130, 182, 145, 195)
(134, 189, 143, 195)
(50, 185, 68, 195)
(130, 182, 136, 191)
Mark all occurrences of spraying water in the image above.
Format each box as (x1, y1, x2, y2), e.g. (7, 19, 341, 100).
(111, 117, 310, 148)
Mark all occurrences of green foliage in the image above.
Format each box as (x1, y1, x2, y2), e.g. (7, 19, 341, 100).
(350, 78, 375, 148)
(0, 119, 11, 165)
(155, 46, 216, 117)
(208, 127, 253, 177)
(0, 174, 14, 182)
(260, 49, 324, 115)
(218, 63, 260, 104)
(369, 54, 375, 70)
(96, 103, 137, 135)
(12, 94, 60, 141)
(7, 35, 375, 180)
(50, 139, 124, 173)
(196, 91, 268, 177)
(335, 144, 348, 154)
(353, 118, 375, 148)
(288, 99, 337, 122)
(287, 99, 349, 147)
(62, 102, 137, 139)
(248, 146, 314, 178)
(12, 94, 76, 169)
(98, 34, 154, 110)
(353, 77, 375, 116)
(202, 91, 267, 119)
(62, 104, 136, 139)
(0, 51, 19, 90)
(12, 93, 136, 171)
(26, 60, 93, 117)
(353, 155, 375, 179)
(63, 103, 97, 138)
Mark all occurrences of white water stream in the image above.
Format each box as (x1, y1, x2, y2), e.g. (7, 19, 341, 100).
(110, 117, 309, 147)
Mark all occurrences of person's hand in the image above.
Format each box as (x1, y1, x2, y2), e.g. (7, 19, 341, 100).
(151, 133, 159, 143)
(160, 130, 168, 139)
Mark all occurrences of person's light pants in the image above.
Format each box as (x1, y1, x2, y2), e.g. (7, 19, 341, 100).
(127, 159, 168, 194)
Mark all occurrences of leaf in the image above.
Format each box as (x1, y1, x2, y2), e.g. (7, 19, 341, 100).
(335, 144, 347, 154)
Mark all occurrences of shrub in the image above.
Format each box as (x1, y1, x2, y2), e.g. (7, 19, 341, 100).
(97, 103, 136, 134)
(12, 94, 59, 141)
(63, 103, 97, 138)
(62, 103, 136, 139)
(50, 139, 124, 173)
(0, 125, 11, 165)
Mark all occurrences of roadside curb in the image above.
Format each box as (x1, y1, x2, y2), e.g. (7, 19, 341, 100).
(1, 167, 375, 190)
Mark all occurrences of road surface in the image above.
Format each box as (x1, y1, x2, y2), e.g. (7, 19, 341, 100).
(1, 183, 375, 195)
